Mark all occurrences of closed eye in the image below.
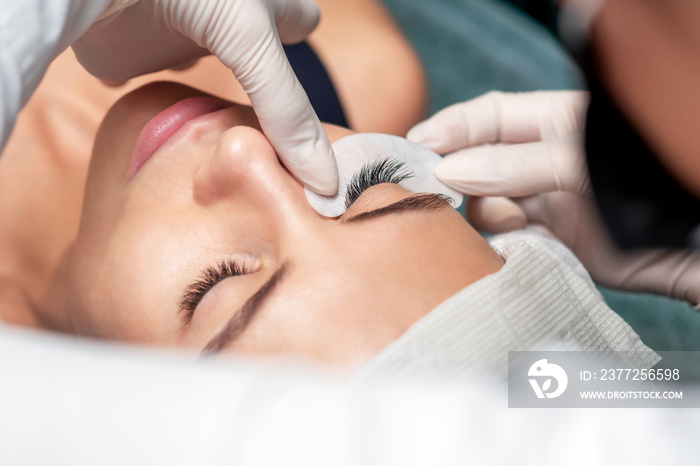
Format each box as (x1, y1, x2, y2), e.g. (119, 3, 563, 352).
(179, 259, 253, 325)
(344, 157, 414, 208)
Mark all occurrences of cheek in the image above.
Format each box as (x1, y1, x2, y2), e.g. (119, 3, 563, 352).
(67, 262, 131, 340)
(222, 285, 399, 369)
(214, 236, 457, 369)
(69, 220, 192, 342)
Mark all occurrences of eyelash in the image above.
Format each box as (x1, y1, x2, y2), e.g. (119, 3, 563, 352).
(180, 259, 251, 324)
(179, 158, 411, 324)
(345, 157, 414, 209)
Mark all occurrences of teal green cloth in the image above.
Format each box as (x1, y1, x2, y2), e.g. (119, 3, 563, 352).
(380, 0, 583, 115)
(597, 287, 699, 351)
(379, 0, 700, 351)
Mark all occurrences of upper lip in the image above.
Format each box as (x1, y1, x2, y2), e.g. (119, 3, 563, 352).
(127, 96, 232, 180)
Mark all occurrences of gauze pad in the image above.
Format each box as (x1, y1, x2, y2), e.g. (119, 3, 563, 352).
(305, 133, 463, 217)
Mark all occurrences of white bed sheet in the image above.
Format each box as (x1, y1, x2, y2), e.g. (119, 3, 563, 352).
(1, 324, 698, 465)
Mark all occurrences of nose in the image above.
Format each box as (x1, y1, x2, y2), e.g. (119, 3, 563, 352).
(193, 125, 312, 220)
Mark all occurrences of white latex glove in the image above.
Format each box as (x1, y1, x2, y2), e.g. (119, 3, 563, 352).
(73, 0, 338, 195)
(408, 91, 700, 307)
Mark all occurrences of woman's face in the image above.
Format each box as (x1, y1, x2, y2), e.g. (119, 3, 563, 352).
(67, 82, 503, 369)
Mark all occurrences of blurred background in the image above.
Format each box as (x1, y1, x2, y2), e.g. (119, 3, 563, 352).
(378, 0, 700, 353)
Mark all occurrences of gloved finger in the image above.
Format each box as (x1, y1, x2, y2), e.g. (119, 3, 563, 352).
(268, 0, 321, 44)
(75, 2, 211, 83)
(609, 249, 700, 307)
(466, 196, 527, 233)
(197, 0, 338, 194)
(514, 192, 602, 248)
(514, 193, 578, 231)
(435, 134, 590, 197)
(516, 191, 700, 306)
(407, 90, 589, 154)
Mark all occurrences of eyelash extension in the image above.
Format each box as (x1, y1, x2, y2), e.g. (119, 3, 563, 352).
(345, 157, 414, 208)
(179, 260, 250, 325)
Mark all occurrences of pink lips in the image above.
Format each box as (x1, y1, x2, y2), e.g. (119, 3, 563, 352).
(127, 96, 232, 179)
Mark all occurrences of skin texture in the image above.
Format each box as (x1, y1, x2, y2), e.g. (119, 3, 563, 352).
(0, 0, 427, 330)
(58, 82, 504, 370)
(0, 0, 499, 370)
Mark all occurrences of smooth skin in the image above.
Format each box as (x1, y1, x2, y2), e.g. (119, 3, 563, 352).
(0, 0, 426, 329)
(0, 0, 502, 370)
(53, 82, 503, 370)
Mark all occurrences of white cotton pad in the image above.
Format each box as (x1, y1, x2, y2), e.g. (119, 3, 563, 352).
(305, 133, 463, 217)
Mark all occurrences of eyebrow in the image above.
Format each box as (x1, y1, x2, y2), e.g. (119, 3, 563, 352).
(201, 263, 288, 355)
(199, 193, 449, 354)
(341, 193, 453, 224)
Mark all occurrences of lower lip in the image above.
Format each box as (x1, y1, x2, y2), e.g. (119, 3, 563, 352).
(128, 96, 232, 179)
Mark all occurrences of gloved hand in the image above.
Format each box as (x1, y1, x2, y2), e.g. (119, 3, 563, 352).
(73, 0, 338, 195)
(408, 90, 700, 307)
